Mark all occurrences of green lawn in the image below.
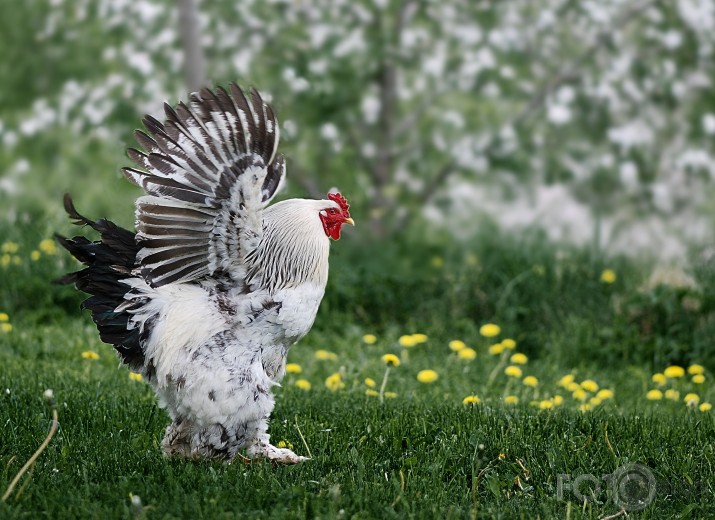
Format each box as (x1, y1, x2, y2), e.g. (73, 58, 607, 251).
(1, 226, 714, 518)
(2, 319, 714, 519)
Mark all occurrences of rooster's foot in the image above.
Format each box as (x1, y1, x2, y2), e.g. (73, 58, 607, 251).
(244, 442, 309, 464)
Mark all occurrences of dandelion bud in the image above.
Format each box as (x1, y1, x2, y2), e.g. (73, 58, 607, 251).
(130, 494, 143, 515)
(43, 388, 56, 407)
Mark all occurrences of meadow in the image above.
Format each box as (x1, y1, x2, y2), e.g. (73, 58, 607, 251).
(2, 1, 715, 518)
(1, 219, 714, 519)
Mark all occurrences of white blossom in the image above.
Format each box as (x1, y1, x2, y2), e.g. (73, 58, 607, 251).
(320, 122, 339, 141)
(547, 104, 572, 125)
(361, 95, 380, 124)
(702, 114, 715, 134)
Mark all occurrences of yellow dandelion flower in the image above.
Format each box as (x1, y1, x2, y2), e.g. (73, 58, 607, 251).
(579, 403, 592, 412)
(0, 313, 8, 322)
(364, 377, 376, 387)
(488, 343, 504, 355)
(504, 365, 522, 378)
(684, 393, 700, 406)
(558, 374, 575, 388)
(365, 389, 379, 397)
(510, 353, 528, 365)
(314, 349, 338, 361)
(504, 395, 519, 405)
(129, 372, 143, 382)
(398, 335, 417, 348)
(457, 348, 477, 360)
(285, 363, 302, 374)
(416, 369, 438, 383)
(362, 334, 377, 344)
(566, 382, 580, 392)
(1, 323, 13, 333)
(538, 400, 553, 409)
(30, 250, 41, 261)
(0, 255, 10, 267)
(699, 402, 712, 412)
(664, 389, 680, 401)
(600, 269, 616, 283)
(498, 452, 505, 460)
(462, 395, 480, 405)
(479, 323, 501, 338)
(295, 379, 311, 390)
(651, 373, 667, 386)
(646, 389, 663, 400)
(449, 340, 466, 352)
(596, 389, 614, 400)
(81, 351, 99, 360)
(501, 338, 517, 349)
(551, 395, 564, 406)
(384, 391, 398, 399)
(579, 380, 598, 392)
(276, 440, 293, 449)
(589, 397, 602, 407)
(1, 242, 19, 254)
(325, 372, 345, 391)
(664, 366, 685, 378)
(382, 353, 400, 367)
(692, 374, 705, 384)
(431, 256, 444, 268)
(572, 388, 587, 401)
(411, 333, 428, 344)
(39, 239, 58, 255)
(523, 376, 538, 387)
(687, 364, 705, 375)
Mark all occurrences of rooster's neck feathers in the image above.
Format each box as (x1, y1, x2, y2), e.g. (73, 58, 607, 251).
(245, 199, 336, 294)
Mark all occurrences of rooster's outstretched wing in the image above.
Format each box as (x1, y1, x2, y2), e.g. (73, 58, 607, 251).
(122, 84, 285, 287)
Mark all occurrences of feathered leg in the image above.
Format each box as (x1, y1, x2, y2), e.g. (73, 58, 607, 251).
(160, 409, 307, 463)
(156, 331, 307, 463)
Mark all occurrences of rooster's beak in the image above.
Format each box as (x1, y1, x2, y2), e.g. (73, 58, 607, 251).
(344, 217, 355, 226)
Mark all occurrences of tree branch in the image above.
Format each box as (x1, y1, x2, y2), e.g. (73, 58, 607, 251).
(397, 160, 457, 230)
(507, 0, 657, 127)
(345, 121, 380, 185)
(397, 0, 657, 233)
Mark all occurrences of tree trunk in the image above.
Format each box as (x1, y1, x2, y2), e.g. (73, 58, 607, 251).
(177, 0, 206, 92)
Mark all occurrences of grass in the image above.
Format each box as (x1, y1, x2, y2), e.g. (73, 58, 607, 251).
(1, 224, 715, 518)
(1, 334, 714, 519)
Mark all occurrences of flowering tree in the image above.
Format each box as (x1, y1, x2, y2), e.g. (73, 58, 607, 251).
(2, 0, 715, 257)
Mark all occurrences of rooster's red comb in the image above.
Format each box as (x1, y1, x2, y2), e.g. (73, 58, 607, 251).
(328, 192, 350, 215)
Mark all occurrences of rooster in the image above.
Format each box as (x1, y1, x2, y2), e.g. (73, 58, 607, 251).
(57, 83, 353, 464)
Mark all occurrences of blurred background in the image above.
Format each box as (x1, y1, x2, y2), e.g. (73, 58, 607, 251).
(2, 0, 715, 257)
(2, 0, 715, 367)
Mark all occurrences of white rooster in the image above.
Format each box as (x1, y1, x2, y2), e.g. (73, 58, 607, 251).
(57, 83, 353, 464)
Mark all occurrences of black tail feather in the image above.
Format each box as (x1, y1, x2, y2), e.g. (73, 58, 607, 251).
(57, 194, 146, 369)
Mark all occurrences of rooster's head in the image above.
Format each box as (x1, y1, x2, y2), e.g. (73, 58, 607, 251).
(320, 192, 354, 240)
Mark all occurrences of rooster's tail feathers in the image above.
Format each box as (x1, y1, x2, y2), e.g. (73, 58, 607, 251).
(56, 194, 146, 369)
